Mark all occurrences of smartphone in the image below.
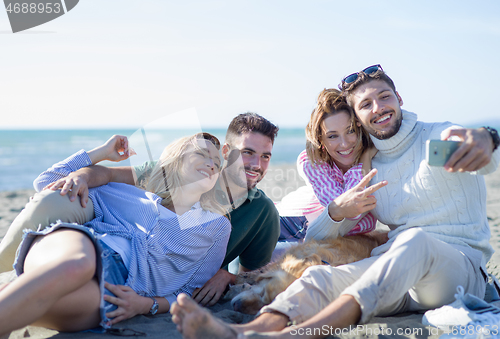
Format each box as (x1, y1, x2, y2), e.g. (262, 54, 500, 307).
(426, 140, 461, 166)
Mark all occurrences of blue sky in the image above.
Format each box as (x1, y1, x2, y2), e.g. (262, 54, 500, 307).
(1, 0, 499, 130)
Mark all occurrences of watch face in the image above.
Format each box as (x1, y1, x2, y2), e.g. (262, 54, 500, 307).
(150, 299, 159, 315)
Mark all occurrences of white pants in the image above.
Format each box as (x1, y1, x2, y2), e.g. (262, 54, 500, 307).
(260, 228, 487, 324)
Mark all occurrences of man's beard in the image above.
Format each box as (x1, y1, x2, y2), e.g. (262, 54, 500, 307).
(224, 165, 263, 190)
(369, 110, 403, 140)
(243, 167, 263, 190)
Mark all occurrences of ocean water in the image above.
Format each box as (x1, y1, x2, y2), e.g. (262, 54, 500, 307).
(0, 128, 306, 191)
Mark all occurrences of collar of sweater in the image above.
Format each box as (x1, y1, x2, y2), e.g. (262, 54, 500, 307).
(369, 110, 419, 158)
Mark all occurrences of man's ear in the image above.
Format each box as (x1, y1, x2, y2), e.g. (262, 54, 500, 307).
(396, 91, 403, 106)
(222, 143, 230, 160)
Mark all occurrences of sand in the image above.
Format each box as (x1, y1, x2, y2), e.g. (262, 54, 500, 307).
(1, 164, 500, 339)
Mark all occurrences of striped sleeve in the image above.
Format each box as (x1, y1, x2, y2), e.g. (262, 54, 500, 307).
(345, 212, 377, 235)
(343, 164, 363, 191)
(299, 150, 344, 207)
(33, 150, 93, 192)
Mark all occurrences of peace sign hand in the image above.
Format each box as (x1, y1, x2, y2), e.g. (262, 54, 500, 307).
(328, 169, 388, 222)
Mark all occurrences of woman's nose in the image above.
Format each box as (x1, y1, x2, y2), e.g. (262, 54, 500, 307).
(206, 158, 215, 171)
(339, 136, 347, 147)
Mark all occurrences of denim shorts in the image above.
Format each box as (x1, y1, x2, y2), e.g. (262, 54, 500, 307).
(14, 221, 129, 332)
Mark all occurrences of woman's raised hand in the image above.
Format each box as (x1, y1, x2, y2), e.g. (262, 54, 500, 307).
(87, 135, 136, 165)
(328, 169, 387, 221)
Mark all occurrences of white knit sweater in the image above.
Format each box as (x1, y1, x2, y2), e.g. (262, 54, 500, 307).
(306, 110, 500, 266)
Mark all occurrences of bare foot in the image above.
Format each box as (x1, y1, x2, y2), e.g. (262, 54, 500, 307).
(171, 293, 239, 339)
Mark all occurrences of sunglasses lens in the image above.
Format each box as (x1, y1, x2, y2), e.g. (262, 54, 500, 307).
(363, 65, 380, 75)
(342, 65, 382, 88)
(200, 133, 220, 149)
(343, 73, 358, 85)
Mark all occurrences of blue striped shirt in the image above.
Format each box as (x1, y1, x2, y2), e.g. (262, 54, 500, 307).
(34, 150, 231, 305)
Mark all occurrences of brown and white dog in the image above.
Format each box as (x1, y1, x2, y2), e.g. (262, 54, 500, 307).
(224, 232, 388, 315)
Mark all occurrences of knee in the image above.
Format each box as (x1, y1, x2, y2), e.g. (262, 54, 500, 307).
(391, 228, 437, 260)
(57, 254, 96, 284)
(301, 265, 333, 281)
(395, 228, 428, 246)
(25, 231, 97, 284)
(25, 190, 91, 228)
(28, 190, 71, 216)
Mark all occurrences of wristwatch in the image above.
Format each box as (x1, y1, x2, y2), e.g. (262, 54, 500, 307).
(484, 126, 500, 151)
(149, 297, 159, 315)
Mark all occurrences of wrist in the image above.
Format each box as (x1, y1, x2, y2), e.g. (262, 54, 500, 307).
(220, 269, 237, 285)
(227, 271, 237, 285)
(146, 297, 159, 315)
(87, 146, 107, 165)
(328, 201, 344, 222)
(483, 126, 500, 152)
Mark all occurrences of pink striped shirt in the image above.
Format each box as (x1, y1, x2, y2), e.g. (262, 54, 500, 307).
(298, 150, 376, 236)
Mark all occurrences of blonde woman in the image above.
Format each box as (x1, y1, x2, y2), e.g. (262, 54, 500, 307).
(0, 133, 230, 335)
(300, 88, 378, 237)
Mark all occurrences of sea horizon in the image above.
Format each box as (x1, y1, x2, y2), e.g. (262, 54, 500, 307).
(2, 121, 499, 192)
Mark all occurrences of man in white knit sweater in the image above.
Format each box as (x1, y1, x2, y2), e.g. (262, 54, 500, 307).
(171, 66, 500, 339)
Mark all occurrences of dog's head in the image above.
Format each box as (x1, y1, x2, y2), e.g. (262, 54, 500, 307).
(230, 270, 293, 315)
(231, 283, 266, 315)
(223, 282, 253, 301)
(230, 254, 323, 314)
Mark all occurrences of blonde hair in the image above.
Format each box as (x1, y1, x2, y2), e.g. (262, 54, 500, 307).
(141, 133, 228, 216)
(305, 88, 371, 167)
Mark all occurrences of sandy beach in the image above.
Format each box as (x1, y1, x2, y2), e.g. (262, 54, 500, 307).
(1, 164, 499, 339)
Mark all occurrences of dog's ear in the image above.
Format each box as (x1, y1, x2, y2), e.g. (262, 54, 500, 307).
(262, 273, 293, 304)
(281, 254, 323, 278)
(235, 269, 264, 285)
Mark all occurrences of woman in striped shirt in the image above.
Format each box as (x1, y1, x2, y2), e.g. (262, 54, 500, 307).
(0, 133, 231, 335)
(300, 88, 378, 237)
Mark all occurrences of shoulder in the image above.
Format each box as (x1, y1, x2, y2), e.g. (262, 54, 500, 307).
(232, 189, 279, 223)
(252, 189, 278, 212)
(297, 150, 309, 166)
(208, 212, 232, 228)
(299, 152, 332, 175)
(196, 209, 232, 233)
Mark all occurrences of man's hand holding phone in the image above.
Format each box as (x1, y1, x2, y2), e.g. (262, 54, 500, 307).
(426, 127, 496, 172)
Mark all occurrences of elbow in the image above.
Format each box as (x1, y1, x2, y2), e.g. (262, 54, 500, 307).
(33, 176, 47, 192)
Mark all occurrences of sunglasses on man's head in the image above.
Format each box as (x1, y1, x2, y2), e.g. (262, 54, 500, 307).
(341, 64, 383, 89)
